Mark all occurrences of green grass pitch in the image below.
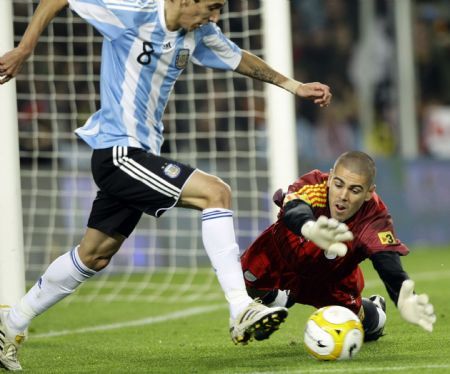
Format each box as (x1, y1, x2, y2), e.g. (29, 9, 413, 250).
(12, 246, 450, 373)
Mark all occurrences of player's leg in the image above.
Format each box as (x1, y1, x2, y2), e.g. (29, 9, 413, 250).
(6, 228, 123, 328)
(3, 185, 141, 333)
(337, 266, 386, 341)
(2, 148, 146, 371)
(0, 228, 125, 371)
(361, 295, 387, 342)
(179, 170, 288, 344)
(89, 146, 287, 344)
(241, 238, 295, 309)
(179, 170, 251, 314)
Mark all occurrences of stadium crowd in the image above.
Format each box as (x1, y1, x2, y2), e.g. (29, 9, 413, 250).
(291, 0, 450, 159)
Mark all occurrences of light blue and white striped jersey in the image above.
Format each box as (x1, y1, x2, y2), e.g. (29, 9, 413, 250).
(68, 0, 242, 154)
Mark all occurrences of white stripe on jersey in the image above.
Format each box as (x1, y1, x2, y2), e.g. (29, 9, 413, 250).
(69, 1, 125, 34)
(142, 27, 195, 152)
(112, 146, 181, 198)
(141, 22, 171, 152)
(120, 23, 158, 148)
(104, 0, 157, 12)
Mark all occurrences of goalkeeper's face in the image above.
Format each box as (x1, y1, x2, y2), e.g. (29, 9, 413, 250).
(178, 0, 225, 31)
(327, 165, 375, 222)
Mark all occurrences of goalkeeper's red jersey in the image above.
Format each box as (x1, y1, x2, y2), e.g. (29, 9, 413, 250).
(241, 169, 409, 313)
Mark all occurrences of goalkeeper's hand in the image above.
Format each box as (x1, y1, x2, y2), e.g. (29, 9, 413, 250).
(300, 216, 354, 258)
(398, 279, 436, 332)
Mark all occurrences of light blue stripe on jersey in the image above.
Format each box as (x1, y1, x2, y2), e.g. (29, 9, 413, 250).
(69, 0, 242, 154)
(153, 32, 196, 127)
(67, 0, 130, 40)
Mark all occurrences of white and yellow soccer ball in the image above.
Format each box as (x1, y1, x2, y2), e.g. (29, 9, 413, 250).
(304, 305, 364, 361)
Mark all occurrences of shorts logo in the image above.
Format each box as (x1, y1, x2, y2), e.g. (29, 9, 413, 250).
(378, 231, 396, 245)
(164, 163, 181, 178)
(175, 49, 190, 69)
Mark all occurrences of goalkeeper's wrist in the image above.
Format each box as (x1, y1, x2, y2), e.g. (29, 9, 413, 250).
(279, 78, 302, 95)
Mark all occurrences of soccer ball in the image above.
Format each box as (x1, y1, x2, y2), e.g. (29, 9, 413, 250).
(303, 305, 364, 361)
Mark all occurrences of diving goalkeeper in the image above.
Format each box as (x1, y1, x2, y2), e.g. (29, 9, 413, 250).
(241, 151, 436, 341)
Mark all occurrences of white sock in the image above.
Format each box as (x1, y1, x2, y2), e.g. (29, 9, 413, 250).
(6, 246, 96, 334)
(202, 208, 252, 319)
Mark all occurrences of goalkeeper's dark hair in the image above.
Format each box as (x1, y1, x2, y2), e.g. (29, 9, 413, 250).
(333, 151, 376, 186)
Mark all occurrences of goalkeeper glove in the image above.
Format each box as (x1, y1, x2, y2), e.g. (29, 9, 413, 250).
(301, 216, 354, 258)
(397, 279, 436, 332)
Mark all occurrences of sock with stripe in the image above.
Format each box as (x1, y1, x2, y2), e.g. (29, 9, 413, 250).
(6, 246, 96, 335)
(202, 208, 253, 319)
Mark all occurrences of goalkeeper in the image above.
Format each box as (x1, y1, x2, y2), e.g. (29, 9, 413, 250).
(241, 151, 436, 341)
(0, 0, 332, 371)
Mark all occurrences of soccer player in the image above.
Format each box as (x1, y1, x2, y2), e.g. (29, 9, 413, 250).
(241, 151, 437, 342)
(0, 0, 333, 370)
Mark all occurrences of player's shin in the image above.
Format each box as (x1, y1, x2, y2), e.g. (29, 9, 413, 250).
(201, 209, 252, 319)
(6, 246, 97, 335)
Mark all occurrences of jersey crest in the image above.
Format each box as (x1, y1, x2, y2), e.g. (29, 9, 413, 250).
(175, 49, 190, 69)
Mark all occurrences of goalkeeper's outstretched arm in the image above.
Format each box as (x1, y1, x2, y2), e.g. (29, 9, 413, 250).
(283, 199, 353, 258)
(0, 0, 68, 85)
(235, 50, 332, 107)
(371, 252, 436, 332)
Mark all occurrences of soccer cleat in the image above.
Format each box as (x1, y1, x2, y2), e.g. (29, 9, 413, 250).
(229, 300, 288, 345)
(0, 306, 25, 371)
(369, 294, 386, 313)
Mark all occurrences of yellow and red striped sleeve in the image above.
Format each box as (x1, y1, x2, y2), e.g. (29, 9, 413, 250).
(283, 180, 328, 208)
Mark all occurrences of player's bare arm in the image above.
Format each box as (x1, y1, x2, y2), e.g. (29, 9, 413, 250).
(235, 50, 332, 107)
(0, 0, 68, 85)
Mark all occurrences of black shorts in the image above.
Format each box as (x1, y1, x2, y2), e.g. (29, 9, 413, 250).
(87, 146, 196, 238)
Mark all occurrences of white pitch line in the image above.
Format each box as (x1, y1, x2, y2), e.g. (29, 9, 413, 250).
(252, 364, 450, 373)
(32, 304, 224, 339)
(32, 269, 450, 339)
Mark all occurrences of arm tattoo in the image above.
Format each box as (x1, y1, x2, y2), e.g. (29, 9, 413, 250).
(250, 66, 278, 84)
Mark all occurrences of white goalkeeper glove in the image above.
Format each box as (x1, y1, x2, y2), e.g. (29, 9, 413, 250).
(301, 216, 354, 258)
(397, 279, 436, 332)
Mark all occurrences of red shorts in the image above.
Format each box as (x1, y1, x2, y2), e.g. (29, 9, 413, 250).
(241, 228, 364, 314)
